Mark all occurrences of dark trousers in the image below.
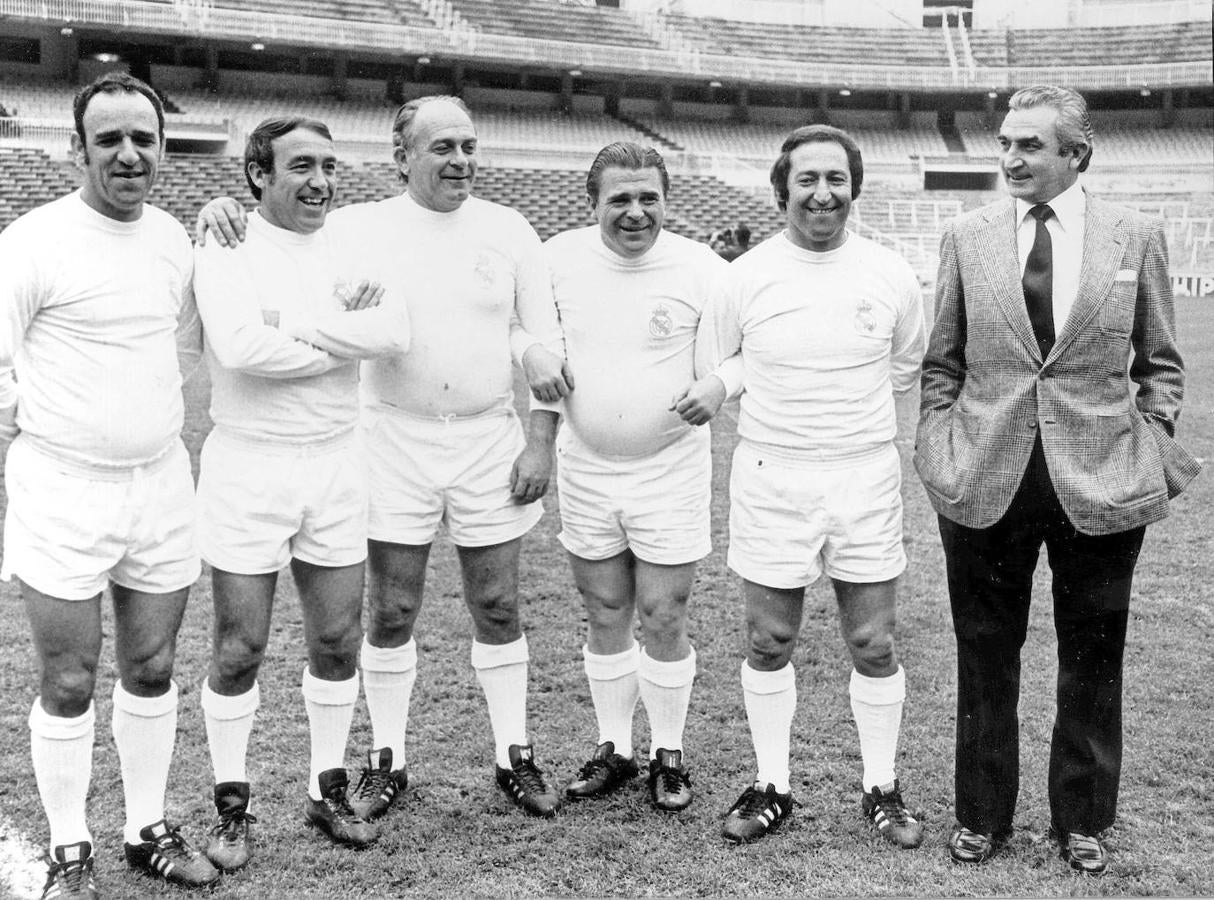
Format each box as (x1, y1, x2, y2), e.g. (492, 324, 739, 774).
(938, 440, 1145, 837)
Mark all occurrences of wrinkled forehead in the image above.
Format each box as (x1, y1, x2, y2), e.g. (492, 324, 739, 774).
(788, 140, 850, 178)
(597, 165, 666, 199)
(407, 101, 476, 149)
(81, 90, 160, 140)
(998, 106, 1061, 145)
(270, 127, 336, 166)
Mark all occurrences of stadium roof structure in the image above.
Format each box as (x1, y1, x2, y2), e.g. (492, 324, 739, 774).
(0, 0, 1210, 96)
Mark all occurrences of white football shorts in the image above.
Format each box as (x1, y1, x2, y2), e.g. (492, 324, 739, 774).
(727, 440, 906, 589)
(362, 403, 542, 547)
(2, 436, 199, 600)
(197, 428, 369, 574)
(557, 425, 711, 565)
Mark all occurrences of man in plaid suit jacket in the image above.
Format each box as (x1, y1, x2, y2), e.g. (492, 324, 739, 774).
(915, 85, 1200, 875)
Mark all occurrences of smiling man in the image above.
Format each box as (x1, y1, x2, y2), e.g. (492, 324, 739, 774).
(697, 125, 926, 847)
(195, 96, 568, 821)
(0, 72, 217, 898)
(192, 116, 411, 868)
(540, 142, 730, 812)
(916, 85, 1199, 874)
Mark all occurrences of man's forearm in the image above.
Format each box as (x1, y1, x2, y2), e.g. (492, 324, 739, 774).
(526, 408, 560, 448)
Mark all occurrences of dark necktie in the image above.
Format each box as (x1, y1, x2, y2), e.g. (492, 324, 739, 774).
(1022, 203, 1055, 359)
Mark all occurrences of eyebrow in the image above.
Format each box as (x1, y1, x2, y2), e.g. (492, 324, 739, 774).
(93, 127, 157, 142)
(998, 132, 1044, 144)
(284, 153, 337, 166)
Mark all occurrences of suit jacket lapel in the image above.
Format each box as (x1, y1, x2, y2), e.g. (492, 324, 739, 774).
(1050, 196, 1123, 360)
(975, 199, 1041, 360)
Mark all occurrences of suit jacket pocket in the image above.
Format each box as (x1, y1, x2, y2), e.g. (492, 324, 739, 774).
(914, 410, 968, 505)
(1144, 417, 1203, 499)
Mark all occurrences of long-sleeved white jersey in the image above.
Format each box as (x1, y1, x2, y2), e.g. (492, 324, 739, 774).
(194, 210, 410, 444)
(697, 230, 926, 458)
(0, 190, 201, 469)
(330, 193, 563, 418)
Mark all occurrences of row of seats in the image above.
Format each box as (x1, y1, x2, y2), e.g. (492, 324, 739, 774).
(2, 75, 1207, 170)
(92, 0, 1212, 69)
(448, 0, 661, 49)
(967, 21, 1210, 67)
(646, 117, 951, 163)
(665, 15, 950, 67)
(5, 148, 1209, 275)
(208, 0, 429, 26)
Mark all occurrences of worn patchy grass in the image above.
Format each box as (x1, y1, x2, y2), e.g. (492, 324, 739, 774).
(0, 299, 1210, 898)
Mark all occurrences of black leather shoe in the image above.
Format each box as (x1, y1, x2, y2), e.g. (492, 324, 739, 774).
(1059, 831, 1107, 875)
(948, 823, 1006, 864)
(565, 741, 639, 800)
(647, 748, 692, 812)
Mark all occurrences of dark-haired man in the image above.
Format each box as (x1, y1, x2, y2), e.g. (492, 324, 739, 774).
(698, 125, 926, 847)
(0, 71, 217, 898)
(542, 142, 730, 812)
(193, 116, 410, 868)
(196, 95, 568, 819)
(917, 85, 1199, 874)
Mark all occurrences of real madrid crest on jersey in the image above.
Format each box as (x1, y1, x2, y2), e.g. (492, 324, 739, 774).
(649, 304, 673, 338)
(854, 300, 877, 334)
(473, 251, 499, 289)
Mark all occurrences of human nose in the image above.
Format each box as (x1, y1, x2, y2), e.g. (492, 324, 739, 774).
(812, 180, 831, 201)
(116, 137, 139, 165)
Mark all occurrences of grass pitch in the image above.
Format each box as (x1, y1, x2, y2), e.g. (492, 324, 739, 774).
(0, 300, 1210, 899)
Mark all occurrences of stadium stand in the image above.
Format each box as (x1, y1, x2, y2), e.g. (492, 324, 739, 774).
(0, 1, 1209, 283)
(637, 116, 951, 164)
(663, 15, 951, 67)
(209, 0, 412, 26)
(969, 21, 1212, 67)
(448, 0, 662, 48)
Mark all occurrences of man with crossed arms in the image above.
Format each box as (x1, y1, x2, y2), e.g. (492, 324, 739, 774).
(194, 115, 410, 871)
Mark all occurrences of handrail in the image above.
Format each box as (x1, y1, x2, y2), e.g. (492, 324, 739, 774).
(1, 0, 1208, 91)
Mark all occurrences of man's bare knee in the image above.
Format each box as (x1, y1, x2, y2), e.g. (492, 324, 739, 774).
(746, 622, 797, 671)
(119, 641, 178, 696)
(211, 630, 268, 692)
(40, 665, 98, 717)
(846, 623, 896, 675)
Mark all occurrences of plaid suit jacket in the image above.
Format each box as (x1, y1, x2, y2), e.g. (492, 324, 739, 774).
(914, 193, 1201, 536)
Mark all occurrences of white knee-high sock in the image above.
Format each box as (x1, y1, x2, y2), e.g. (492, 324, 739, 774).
(471, 635, 529, 768)
(200, 681, 259, 785)
(638, 646, 696, 759)
(111, 680, 178, 845)
(301, 668, 359, 800)
(740, 660, 796, 793)
(583, 643, 640, 757)
(849, 666, 906, 792)
(30, 699, 94, 850)
(360, 637, 417, 767)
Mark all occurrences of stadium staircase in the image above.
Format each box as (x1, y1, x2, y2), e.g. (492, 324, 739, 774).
(608, 111, 684, 153)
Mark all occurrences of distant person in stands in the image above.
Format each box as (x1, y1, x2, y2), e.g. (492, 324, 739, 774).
(0, 71, 218, 898)
(917, 84, 1200, 875)
(696, 124, 926, 848)
(729, 222, 752, 258)
(542, 141, 733, 812)
(709, 223, 753, 262)
(193, 116, 410, 871)
(196, 95, 571, 820)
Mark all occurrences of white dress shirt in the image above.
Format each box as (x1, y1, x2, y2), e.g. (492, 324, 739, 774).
(1015, 179, 1086, 339)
